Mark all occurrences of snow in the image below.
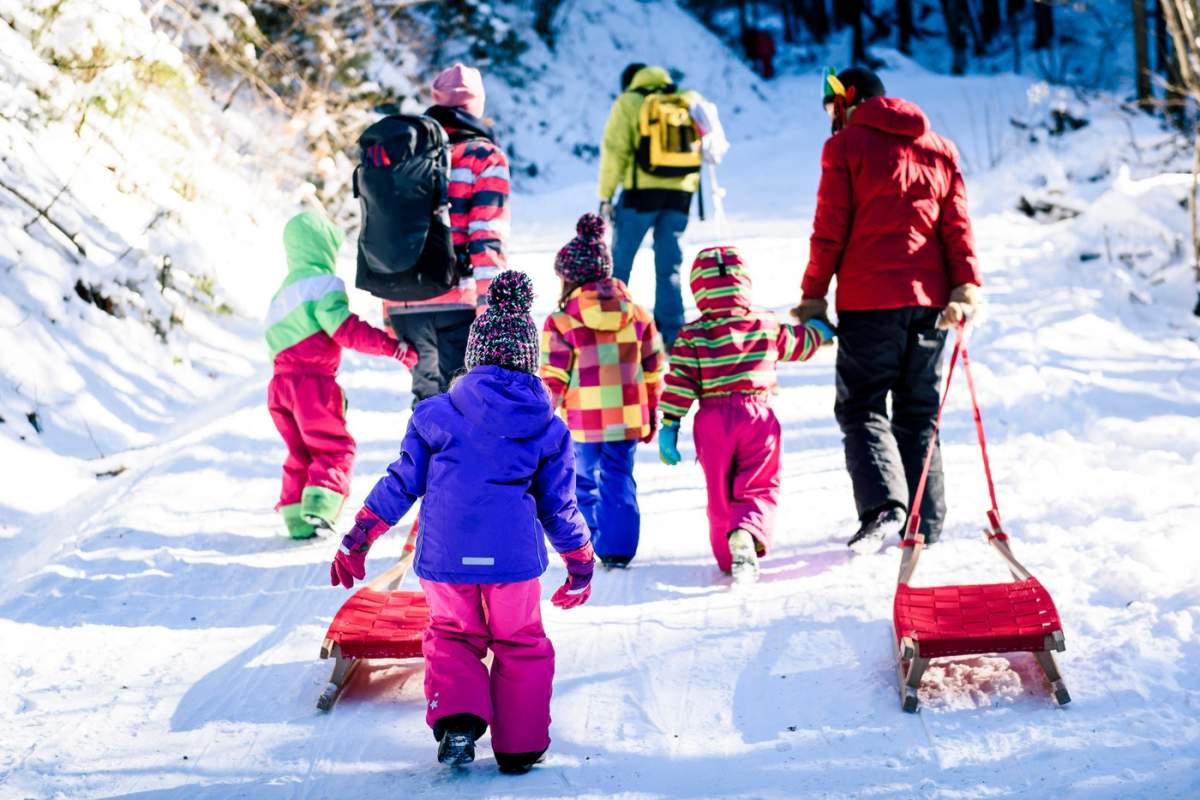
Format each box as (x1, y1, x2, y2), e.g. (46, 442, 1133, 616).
(3, 2, 1200, 798)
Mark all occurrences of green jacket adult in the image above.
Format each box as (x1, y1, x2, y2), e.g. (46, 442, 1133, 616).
(598, 66, 703, 201)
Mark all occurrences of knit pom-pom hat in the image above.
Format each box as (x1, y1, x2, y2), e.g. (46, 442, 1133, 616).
(465, 270, 539, 374)
(554, 213, 612, 285)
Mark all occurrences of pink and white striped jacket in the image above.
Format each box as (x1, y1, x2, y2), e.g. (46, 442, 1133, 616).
(384, 106, 511, 316)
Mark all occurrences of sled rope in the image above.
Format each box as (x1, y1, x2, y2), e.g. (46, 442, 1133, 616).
(904, 321, 1003, 544)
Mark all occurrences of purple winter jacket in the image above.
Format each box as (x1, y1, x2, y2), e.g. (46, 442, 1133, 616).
(363, 365, 590, 584)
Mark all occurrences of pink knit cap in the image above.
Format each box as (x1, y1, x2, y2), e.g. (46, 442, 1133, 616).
(432, 63, 486, 119)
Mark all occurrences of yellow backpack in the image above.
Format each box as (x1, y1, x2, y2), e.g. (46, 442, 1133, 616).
(635, 90, 703, 177)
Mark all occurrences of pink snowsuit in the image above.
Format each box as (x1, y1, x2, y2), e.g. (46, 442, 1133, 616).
(694, 396, 782, 572)
(358, 366, 591, 756)
(420, 579, 554, 753)
(660, 247, 830, 571)
(266, 212, 399, 533)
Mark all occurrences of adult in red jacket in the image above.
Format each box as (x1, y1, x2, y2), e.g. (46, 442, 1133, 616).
(794, 68, 983, 552)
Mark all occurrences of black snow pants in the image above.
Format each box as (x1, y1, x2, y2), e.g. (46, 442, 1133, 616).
(388, 309, 475, 404)
(834, 307, 949, 539)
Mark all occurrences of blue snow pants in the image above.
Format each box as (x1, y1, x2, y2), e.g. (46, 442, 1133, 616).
(573, 439, 640, 561)
(611, 202, 688, 349)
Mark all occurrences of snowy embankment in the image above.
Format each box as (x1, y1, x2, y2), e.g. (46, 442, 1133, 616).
(0, 2, 308, 576)
(2, 5, 1199, 798)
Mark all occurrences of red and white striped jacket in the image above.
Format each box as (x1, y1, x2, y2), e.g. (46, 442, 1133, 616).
(384, 106, 511, 317)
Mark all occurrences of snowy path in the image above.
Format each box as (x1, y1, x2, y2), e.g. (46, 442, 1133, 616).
(4, 79, 1200, 798)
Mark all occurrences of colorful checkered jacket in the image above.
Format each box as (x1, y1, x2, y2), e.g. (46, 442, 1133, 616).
(384, 106, 510, 316)
(540, 278, 665, 443)
(660, 247, 831, 421)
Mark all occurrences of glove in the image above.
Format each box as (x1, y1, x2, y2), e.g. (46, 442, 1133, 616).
(330, 507, 391, 589)
(939, 283, 983, 330)
(598, 199, 615, 223)
(551, 542, 595, 609)
(641, 404, 659, 445)
(790, 296, 828, 324)
(807, 318, 836, 345)
(659, 418, 681, 466)
(395, 342, 419, 370)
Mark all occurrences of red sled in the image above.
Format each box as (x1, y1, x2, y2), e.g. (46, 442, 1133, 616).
(317, 523, 429, 711)
(892, 323, 1070, 713)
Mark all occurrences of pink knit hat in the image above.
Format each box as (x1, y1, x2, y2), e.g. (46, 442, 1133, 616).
(432, 63, 486, 119)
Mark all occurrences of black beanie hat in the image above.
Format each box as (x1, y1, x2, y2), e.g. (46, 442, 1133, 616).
(827, 67, 886, 107)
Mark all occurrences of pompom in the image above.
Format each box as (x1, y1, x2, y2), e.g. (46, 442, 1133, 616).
(486, 270, 534, 314)
(576, 212, 606, 241)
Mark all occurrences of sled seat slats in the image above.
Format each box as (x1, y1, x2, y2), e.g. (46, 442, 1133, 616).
(326, 588, 430, 660)
(894, 577, 1063, 659)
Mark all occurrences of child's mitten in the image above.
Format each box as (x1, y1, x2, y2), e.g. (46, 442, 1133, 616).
(394, 342, 419, 370)
(659, 418, 681, 465)
(551, 542, 595, 609)
(330, 507, 390, 589)
(807, 318, 836, 345)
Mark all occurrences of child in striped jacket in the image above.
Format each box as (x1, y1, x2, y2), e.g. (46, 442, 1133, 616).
(540, 214, 665, 567)
(658, 246, 834, 582)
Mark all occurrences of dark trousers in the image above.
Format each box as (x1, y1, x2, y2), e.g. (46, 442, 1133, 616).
(388, 309, 475, 403)
(834, 307, 948, 538)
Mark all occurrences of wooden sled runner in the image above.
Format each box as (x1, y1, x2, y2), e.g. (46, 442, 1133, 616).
(893, 323, 1070, 713)
(317, 523, 430, 711)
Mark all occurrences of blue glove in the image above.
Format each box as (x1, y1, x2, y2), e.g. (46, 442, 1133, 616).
(659, 419, 681, 466)
(807, 318, 836, 343)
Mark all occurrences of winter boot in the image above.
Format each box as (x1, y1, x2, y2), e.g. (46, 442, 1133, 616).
(600, 556, 632, 569)
(434, 713, 486, 768)
(727, 528, 760, 584)
(300, 486, 345, 531)
(495, 749, 547, 774)
(279, 504, 316, 540)
(847, 505, 907, 555)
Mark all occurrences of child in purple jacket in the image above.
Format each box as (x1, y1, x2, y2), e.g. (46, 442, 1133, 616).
(329, 271, 594, 774)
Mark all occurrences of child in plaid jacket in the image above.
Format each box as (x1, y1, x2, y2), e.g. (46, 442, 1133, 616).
(540, 214, 665, 567)
(659, 246, 834, 582)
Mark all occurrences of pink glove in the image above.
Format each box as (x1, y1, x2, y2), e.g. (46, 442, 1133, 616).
(395, 342, 419, 370)
(551, 542, 594, 609)
(641, 403, 659, 445)
(330, 507, 391, 589)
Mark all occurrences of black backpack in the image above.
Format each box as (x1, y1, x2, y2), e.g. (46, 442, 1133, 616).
(353, 115, 465, 302)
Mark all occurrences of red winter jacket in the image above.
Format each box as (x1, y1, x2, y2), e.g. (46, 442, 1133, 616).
(802, 97, 981, 311)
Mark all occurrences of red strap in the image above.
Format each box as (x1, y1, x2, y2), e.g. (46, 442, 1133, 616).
(905, 322, 1003, 541)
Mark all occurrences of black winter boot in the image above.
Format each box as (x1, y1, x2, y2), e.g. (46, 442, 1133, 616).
(495, 749, 547, 774)
(847, 506, 906, 555)
(434, 713, 487, 767)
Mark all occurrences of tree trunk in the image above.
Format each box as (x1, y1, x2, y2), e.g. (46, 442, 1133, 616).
(897, 0, 914, 53)
(941, 0, 969, 73)
(798, 0, 831, 40)
(834, 0, 854, 28)
(1134, 0, 1153, 110)
(1033, 2, 1054, 50)
(1009, 0, 1023, 71)
(1160, 0, 1200, 302)
(852, 0, 867, 62)
(781, 0, 796, 42)
(1156, 1, 1187, 125)
(981, 0, 1001, 43)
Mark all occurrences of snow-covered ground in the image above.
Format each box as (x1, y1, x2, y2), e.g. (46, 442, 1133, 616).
(3, 10, 1200, 799)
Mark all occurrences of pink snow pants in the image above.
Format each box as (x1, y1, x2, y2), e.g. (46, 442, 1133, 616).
(267, 373, 354, 506)
(694, 395, 781, 572)
(419, 578, 555, 754)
